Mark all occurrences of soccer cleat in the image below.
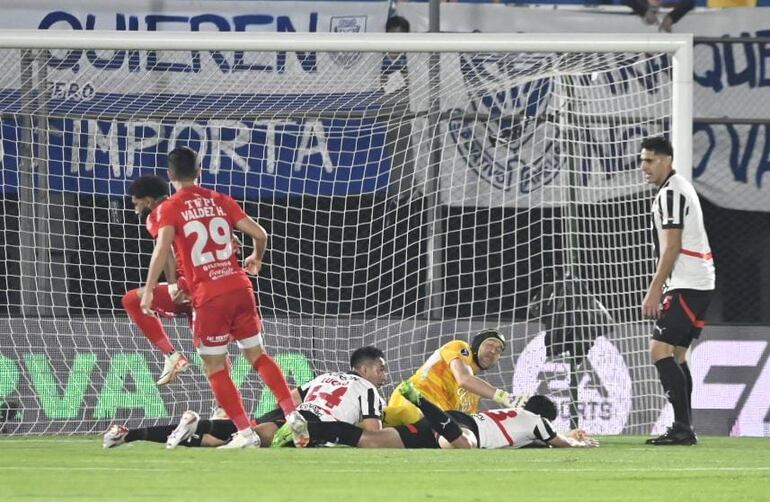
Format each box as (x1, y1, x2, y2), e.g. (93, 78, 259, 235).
(270, 423, 295, 448)
(156, 352, 189, 386)
(217, 428, 261, 449)
(103, 425, 129, 448)
(398, 380, 421, 405)
(645, 422, 697, 446)
(166, 410, 200, 449)
(286, 411, 310, 448)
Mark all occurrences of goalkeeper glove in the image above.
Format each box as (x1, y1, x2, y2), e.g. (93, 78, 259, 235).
(493, 389, 529, 409)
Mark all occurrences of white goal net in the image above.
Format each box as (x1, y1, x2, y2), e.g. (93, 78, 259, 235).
(0, 31, 692, 435)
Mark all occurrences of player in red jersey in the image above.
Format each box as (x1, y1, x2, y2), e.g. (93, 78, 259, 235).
(124, 175, 191, 385)
(140, 147, 309, 448)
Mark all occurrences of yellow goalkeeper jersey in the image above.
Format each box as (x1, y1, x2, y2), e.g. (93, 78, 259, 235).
(385, 340, 481, 426)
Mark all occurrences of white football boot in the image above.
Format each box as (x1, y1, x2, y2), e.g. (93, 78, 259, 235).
(103, 425, 129, 449)
(217, 428, 261, 449)
(156, 352, 190, 385)
(166, 410, 200, 449)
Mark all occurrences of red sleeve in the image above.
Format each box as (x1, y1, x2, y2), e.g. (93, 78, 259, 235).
(156, 200, 179, 230)
(219, 194, 248, 226)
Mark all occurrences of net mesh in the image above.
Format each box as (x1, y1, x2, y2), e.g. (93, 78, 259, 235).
(0, 41, 677, 435)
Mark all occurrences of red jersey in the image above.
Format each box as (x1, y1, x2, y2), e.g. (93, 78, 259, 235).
(156, 185, 253, 307)
(146, 204, 163, 239)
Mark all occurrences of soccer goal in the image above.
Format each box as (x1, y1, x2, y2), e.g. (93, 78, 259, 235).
(0, 30, 692, 435)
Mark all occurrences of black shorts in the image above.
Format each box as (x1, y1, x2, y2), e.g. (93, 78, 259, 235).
(653, 289, 713, 348)
(395, 419, 439, 449)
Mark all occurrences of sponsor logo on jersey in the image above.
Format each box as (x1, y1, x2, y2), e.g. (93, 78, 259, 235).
(512, 333, 631, 434)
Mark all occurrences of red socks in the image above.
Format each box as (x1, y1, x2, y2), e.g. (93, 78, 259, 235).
(122, 290, 174, 355)
(253, 353, 296, 415)
(207, 369, 251, 431)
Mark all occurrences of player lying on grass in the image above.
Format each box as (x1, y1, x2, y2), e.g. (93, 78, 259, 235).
(273, 382, 597, 449)
(103, 346, 387, 449)
(102, 408, 286, 448)
(385, 329, 523, 427)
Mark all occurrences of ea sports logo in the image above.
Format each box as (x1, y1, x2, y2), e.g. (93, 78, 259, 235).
(448, 53, 560, 193)
(512, 333, 631, 434)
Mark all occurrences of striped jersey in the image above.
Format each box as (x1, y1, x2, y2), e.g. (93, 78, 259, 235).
(298, 372, 385, 425)
(652, 172, 715, 291)
(471, 408, 556, 449)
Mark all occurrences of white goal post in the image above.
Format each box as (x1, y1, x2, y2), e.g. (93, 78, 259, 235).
(0, 30, 692, 435)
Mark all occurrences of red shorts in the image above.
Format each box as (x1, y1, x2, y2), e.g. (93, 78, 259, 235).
(151, 284, 192, 323)
(192, 289, 263, 353)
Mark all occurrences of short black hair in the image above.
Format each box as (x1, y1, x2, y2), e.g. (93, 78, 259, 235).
(386, 16, 410, 33)
(350, 346, 385, 369)
(128, 175, 168, 199)
(524, 395, 558, 421)
(168, 146, 199, 181)
(641, 136, 673, 159)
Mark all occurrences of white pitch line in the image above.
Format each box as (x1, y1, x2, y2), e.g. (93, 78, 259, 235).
(0, 466, 176, 472)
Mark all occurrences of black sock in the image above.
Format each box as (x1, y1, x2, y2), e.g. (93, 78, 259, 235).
(415, 397, 463, 443)
(125, 425, 175, 444)
(654, 357, 690, 427)
(680, 361, 693, 425)
(306, 421, 363, 447)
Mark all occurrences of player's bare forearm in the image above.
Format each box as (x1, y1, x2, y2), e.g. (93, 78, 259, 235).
(643, 228, 682, 319)
(450, 359, 498, 399)
(359, 418, 383, 432)
(548, 433, 599, 448)
(145, 226, 175, 290)
(235, 216, 268, 261)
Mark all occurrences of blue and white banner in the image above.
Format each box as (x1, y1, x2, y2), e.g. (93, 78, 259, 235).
(399, 4, 770, 211)
(0, 1, 392, 198)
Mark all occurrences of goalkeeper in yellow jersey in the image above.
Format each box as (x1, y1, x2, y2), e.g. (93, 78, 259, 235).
(384, 329, 519, 426)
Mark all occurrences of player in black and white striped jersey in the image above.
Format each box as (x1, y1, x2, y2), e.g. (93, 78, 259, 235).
(270, 346, 387, 446)
(297, 346, 387, 430)
(640, 136, 716, 446)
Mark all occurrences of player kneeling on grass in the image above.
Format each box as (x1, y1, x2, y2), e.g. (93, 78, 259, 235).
(269, 346, 389, 446)
(281, 381, 597, 449)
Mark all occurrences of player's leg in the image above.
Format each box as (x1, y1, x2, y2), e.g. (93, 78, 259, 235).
(674, 345, 693, 424)
(674, 289, 712, 428)
(195, 298, 260, 449)
(122, 285, 189, 385)
(231, 292, 308, 447)
(384, 388, 423, 427)
(647, 291, 696, 445)
(398, 381, 466, 447)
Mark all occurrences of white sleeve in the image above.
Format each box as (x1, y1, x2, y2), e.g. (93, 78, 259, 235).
(360, 385, 385, 420)
(659, 187, 687, 229)
(532, 417, 557, 442)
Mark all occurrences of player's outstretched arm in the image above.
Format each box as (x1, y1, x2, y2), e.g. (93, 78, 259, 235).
(547, 432, 599, 448)
(449, 359, 517, 407)
(235, 216, 268, 275)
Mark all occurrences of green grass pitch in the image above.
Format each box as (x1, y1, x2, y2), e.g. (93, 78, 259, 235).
(2, 436, 770, 501)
